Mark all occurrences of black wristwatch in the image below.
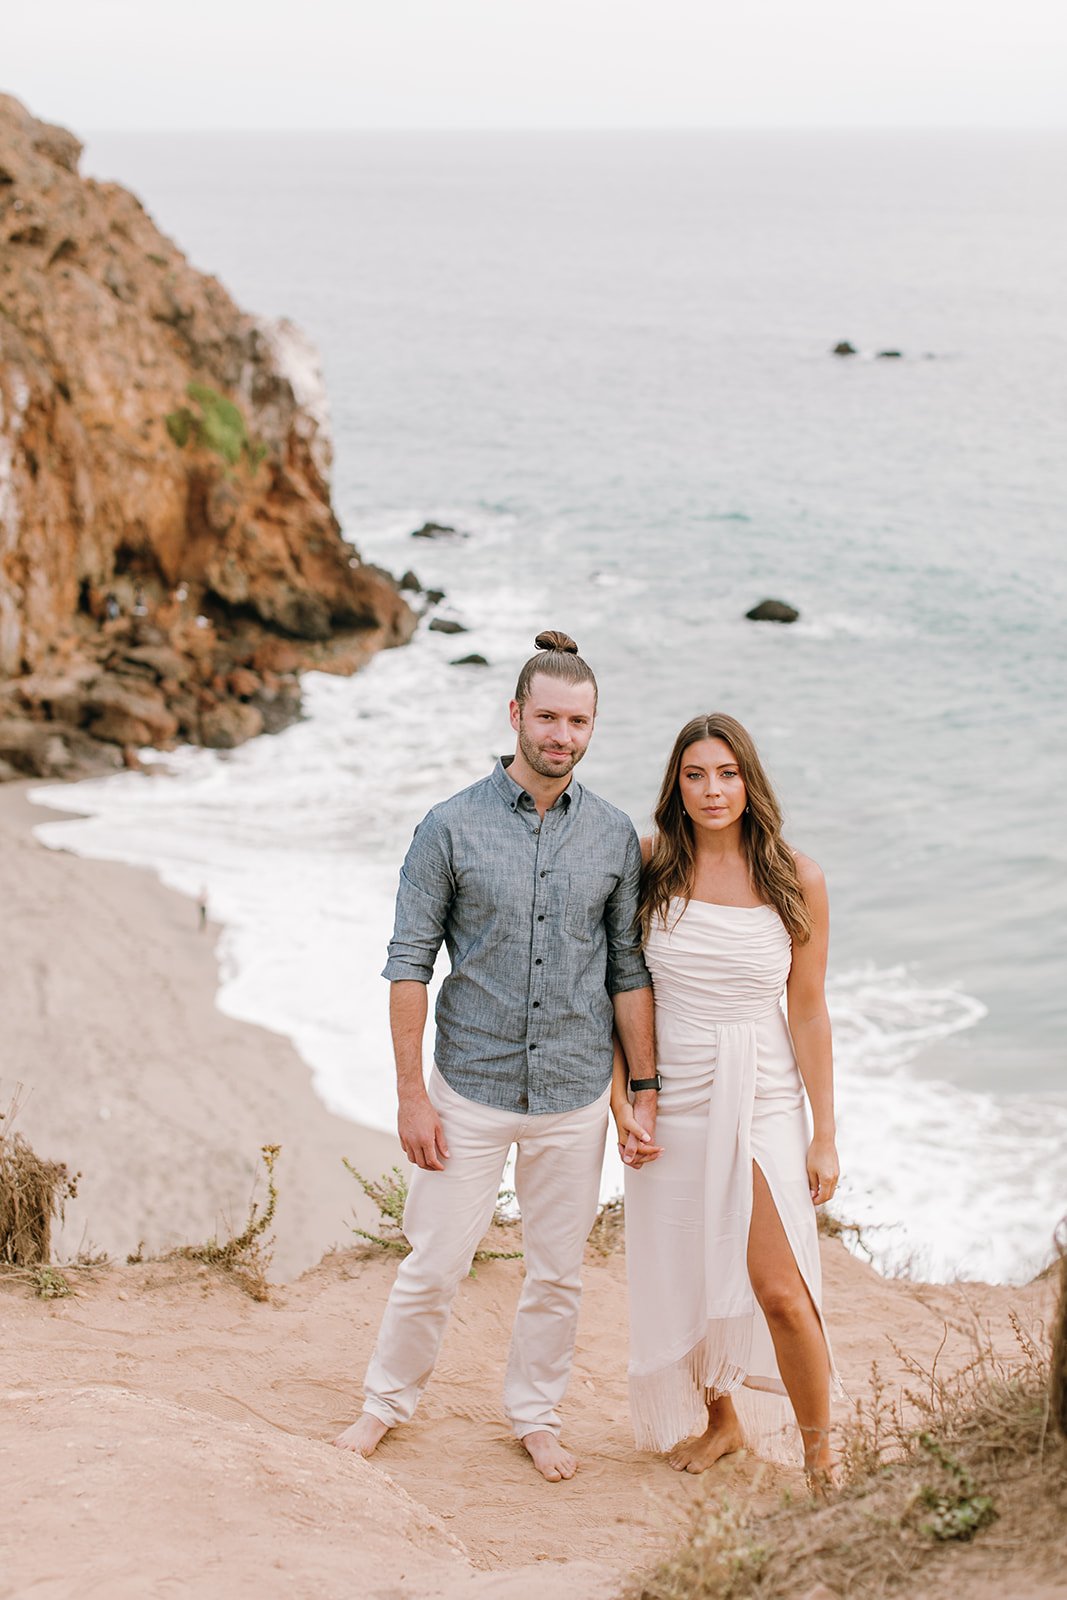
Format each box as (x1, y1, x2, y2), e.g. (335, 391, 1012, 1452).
(629, 1074, 662, 1092)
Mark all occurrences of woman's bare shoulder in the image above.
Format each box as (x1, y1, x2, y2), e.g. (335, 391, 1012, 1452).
(790, 849, 826, 894)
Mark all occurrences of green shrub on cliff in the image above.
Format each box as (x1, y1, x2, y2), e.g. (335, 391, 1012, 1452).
(165, 383, 266, 468)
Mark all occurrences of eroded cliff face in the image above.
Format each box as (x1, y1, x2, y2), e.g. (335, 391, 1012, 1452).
(0, 94, 415, 776)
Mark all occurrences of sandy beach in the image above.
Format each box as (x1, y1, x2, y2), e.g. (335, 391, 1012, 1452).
(0, 782, 400, 1280)
(1, 782, 1062, 1599)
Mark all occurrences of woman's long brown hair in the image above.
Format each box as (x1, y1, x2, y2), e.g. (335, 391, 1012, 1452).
(638, 712, 813, 944)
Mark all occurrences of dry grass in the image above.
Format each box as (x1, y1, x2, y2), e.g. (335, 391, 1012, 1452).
(169, 1143, 279, 1301)
(631, 1309, 1067, 1600)
(0, 1090, 79, 1269)
(817, 1206, 873, 1263)
(1050, 1224, 1067, 1440)
(588, 1194, 626, 1257)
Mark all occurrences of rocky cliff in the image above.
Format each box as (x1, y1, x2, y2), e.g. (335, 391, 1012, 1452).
(0, 94, 415, 778)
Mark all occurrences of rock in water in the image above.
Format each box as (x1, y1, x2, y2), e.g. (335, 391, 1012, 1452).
(450, 653, 489, 667)
(428, 618, 468, 635)
(411, 521, 462, 539)
(831, 341, 857, 356)
(745, 599, 800, 624)
(0, 92, 416, 772)
(877, 349, 903, 359)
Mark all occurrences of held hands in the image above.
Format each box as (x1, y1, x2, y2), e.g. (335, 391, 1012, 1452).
(614, 1090, 663, 1170)
(398, 1091, 450, 1171)
(807, 1134, 839, 1205)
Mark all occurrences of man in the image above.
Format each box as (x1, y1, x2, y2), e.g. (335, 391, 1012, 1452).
(334, 630, 659, 1481)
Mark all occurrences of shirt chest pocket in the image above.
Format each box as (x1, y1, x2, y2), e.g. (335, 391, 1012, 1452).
(565, 869, 618, 942)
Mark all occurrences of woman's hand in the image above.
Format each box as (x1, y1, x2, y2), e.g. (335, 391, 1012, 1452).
(614, 1094, 663, 1169)
(806, 1134, 839, 1205)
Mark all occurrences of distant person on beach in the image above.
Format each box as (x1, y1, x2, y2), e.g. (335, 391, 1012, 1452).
(333, 630, 657, 1481)
(615, 712, 842, 1483)
(197, 887, 208, 933)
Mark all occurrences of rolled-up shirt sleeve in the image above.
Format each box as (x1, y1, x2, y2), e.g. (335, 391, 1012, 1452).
(604, 826, 651, 995)
(381, 810, 455, 983)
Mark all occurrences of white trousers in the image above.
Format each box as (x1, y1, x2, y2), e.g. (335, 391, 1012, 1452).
(362, 1068, 609, 1440)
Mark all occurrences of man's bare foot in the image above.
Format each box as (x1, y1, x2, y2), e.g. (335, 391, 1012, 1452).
(521, 1428, 578, 1482)
(332, 1413, 389, 1457)
(667, 1418, 744, 1473)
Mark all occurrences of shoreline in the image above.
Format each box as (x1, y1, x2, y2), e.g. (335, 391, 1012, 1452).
(0, 779, 402, 1280)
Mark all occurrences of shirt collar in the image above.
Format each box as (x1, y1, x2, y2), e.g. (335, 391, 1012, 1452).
(492, 756, 579, 814)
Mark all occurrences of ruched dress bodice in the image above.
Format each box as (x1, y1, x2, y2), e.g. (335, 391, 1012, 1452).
(646, 899, 800, 1113)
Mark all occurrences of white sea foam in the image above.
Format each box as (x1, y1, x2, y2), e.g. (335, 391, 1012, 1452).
(827, 967, 1066, 1283)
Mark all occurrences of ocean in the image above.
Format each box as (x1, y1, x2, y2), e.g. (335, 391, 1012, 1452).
(32, 129, 1067, 1283)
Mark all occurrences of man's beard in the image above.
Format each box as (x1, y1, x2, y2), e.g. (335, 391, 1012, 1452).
(518, 721, 585, 779)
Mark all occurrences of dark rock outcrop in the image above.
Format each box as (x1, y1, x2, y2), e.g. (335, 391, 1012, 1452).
(450, 653, 488, 667)
(428, 618, 468, 636)
(745, 599, 799, 624)
(0, 93, 416, 776)
(411, 521, 462, 540)
(832, 341, 857, 356)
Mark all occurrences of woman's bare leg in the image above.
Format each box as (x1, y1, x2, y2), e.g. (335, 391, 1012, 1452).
(747, 1162, 832, 1476)
(666, 1392, 744, 1473)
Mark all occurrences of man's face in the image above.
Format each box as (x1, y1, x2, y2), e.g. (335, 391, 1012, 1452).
(509, 674, 597, 780)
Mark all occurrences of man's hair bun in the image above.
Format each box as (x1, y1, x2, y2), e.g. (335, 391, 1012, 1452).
(515, 631, 596, 707)
(535, 630, 579, 654)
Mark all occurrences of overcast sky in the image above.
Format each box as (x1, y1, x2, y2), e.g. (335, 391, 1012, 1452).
(3, 0, 1065, 132)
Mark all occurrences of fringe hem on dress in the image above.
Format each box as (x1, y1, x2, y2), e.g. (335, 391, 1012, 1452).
(629, 1332, 801, 1466)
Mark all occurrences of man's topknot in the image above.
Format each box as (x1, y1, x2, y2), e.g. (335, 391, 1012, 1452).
(534, 630, 579, 654)
(514, 629, 597, 707)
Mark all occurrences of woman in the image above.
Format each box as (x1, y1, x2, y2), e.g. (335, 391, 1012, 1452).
(612, 713, 843, 1478)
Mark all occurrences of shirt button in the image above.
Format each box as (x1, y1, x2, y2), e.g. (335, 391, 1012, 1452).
(530, 1042, 538, 1050)
(535, 958, 543, 965)
(537, 914, 545, 922)
(539, 870, 547, 878)
(532, 1000, 540, 1008)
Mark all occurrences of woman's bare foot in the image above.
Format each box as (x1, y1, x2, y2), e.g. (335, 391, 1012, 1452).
(801, 1426, 836, 1495)
(521, 1429, 578, 1482)
(668, 1395, 744, 1473)
(332, 1413, 389, 1457)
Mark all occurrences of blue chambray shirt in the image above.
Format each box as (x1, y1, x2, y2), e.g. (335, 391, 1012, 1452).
(382, 757, 651, 1114)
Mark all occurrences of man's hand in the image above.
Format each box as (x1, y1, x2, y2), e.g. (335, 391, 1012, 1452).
(619, 1089, 662, 1169)
(398, 1092, 450, 1171)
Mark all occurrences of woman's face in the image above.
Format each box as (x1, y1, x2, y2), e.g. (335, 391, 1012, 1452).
(677, 737, 747, 832)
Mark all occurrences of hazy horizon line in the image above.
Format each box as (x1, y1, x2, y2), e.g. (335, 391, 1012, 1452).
(81, 122, 1067, 137)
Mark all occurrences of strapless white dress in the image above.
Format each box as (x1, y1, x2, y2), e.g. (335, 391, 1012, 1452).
(624, 897, 842, 1463)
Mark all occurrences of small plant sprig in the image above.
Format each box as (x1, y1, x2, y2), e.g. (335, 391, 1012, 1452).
(344, 1163, 408, 1253)
(30, 1264, 72, 1300)
(171, 1143, 280, 1302)
(911, 1433, 996, 1541)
